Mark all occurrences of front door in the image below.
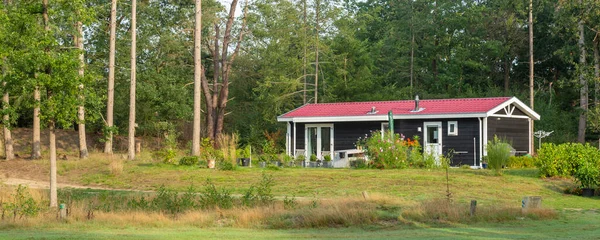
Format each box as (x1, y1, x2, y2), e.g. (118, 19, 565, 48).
(305, 124, 333, 160)
(423, 122, 442, 165)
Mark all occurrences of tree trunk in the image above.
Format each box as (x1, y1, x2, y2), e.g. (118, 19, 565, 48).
(201, 0, 247, 141)
(127, 0, 137, 160)
(314, 0, 320, 104)
(529, 0, 535, 152)
(504, 58, 510, 95)
(43, 0, 57, 208)
(577, 5, 587, 144)
(49, 119, 57, 207)
(593, 34, 599, 106)
(302, 0, 307, 104)
(33, 0, 49, 160)
(105, 0, 117, 154)
(76, 21, 88, 159)
(2, 83, 13, 160)
(191, 0, 202, 156)
(32, 87, 41, 159)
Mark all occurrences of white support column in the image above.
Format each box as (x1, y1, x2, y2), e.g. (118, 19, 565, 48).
(483, 117, 488, 157)
(286, 122, 291, 156)
(528, 118, 532, 154)
(293, 122, 297, 158)
(330, 126, 334, 160)
(478, 118, 483, 168)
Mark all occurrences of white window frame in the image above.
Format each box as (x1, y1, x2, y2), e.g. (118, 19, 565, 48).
(448, 121, 458, 136)
(381, 122, 390, 139)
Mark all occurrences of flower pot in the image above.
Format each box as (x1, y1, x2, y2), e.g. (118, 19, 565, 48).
(322, 162, 332, 168)
(259, 161, 266, 168)
(241, 158, 250, 166)
(309, 161, 317, 168)
(207, 159, 216, 169)
(482, 163, 488, 169)
(270, 161, 281, 167)
(582, 188, 595, 197)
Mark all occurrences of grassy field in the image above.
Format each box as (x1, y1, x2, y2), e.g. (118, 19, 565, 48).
(0, 210, 598, 239)
(0, 154, 599, 239)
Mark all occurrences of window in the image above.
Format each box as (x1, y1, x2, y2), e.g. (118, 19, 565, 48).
(448, 121, 458, 136)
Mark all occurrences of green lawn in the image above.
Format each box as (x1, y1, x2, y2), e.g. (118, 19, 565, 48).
(1, 157, 599, 239)
(1, 210, 598, 239)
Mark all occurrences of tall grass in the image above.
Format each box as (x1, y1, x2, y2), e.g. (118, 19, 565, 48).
(217, 134, 238, 167)
(487, 135, 512, 174)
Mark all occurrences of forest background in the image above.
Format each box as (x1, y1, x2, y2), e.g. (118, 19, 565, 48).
(2, 0, 600, 154)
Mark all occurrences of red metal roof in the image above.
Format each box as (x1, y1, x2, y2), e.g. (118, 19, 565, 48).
(280, 97, 512, 118)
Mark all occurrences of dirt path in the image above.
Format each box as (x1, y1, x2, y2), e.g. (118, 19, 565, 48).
(1, 177, 149, 192)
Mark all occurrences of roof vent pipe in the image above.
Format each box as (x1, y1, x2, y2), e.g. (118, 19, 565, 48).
(414, 95, 420, 111)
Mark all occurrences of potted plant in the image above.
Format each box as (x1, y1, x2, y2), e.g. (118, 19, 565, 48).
(270, 154, 282, 167)
(296, 154, 306, 167)
(322, 155, 332, 168)
(309, 154, 318, 168)
(258, 155, 267, 168)
(282, 154, 294, 167)
(574, 162, 599, 197)
(236, 145, 251, 167)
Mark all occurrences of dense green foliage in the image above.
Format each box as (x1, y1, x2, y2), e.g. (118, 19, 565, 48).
(536, 143, 600, 181)
(362, 131, 432, 169)
(2, 0, 600, 152)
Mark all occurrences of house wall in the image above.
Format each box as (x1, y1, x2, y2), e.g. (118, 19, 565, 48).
(487, 117, 529, 153)
(397, 118, 481, 166)
(334, 121, 382, 150)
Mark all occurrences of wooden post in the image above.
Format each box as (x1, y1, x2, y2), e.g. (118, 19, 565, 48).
(362, 191, 369, 200)
(59, 203, 66, 220)
(470, 200, 477, 217)
(135, 141, 141, 153)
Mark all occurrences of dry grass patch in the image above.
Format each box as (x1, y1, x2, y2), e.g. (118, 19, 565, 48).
(401, 198, 557, 225)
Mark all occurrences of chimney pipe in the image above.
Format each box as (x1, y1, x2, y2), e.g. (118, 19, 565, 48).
(414, 95, 420, 111)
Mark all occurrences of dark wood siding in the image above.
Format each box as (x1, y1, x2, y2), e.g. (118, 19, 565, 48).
(334, 122, 382, 150)
(487, 117, 529, 153)
(397, 118, 481, 166)
(295, 123, 305, 150)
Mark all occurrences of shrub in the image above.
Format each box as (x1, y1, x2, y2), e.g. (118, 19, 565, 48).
(242, 173, 274, 207)
(507, 155, 535, 168)
(310, 154, 317, 162)
(486, 136, 512, 173)
(3, 185, 40, 220)
(217, 161, 236, 171)
(361, 131, 422, 169)
(178, 156, 199, 166)
(199, 179, 233, 209)
(536, 142, 600, 178)
(574, 162, 600, 189)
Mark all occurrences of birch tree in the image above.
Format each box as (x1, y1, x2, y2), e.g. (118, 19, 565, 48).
(127, 0, 137, 160)
(105, 0, 117, 154)
(191, 0, 202, 156)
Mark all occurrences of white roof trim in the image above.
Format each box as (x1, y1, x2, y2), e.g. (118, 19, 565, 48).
(485, 97, 540, 120)
(277, 113, 487, 123)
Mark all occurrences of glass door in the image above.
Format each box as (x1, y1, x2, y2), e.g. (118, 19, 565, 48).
(423, 122, 442, 165)
(305, 124, 333, 160)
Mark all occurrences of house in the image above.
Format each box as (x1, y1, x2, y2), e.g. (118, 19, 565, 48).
(276, 96, 540, 168)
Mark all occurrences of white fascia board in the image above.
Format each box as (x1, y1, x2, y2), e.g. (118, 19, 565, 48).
(278, 113, 486, 123)
(486, 97, 541, 120)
